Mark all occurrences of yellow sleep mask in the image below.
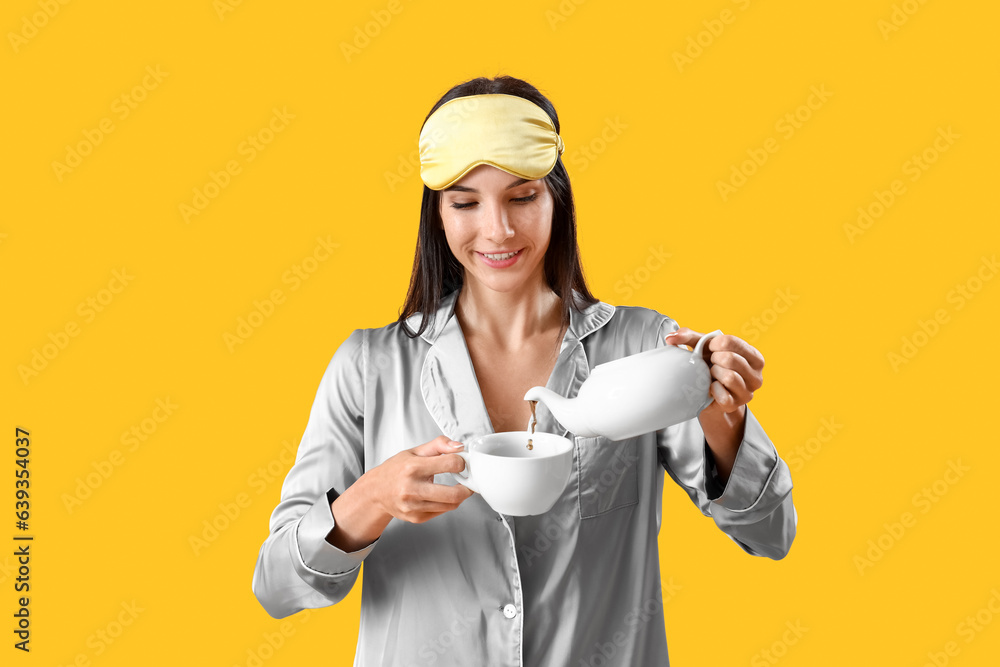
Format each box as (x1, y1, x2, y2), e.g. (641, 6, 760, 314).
(418, 93, 565, 191)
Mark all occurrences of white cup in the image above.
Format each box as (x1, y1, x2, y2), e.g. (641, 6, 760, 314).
(448, 431, 573, 516)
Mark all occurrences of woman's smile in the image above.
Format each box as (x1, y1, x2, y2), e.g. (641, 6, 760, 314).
(477, 248, 523, 268)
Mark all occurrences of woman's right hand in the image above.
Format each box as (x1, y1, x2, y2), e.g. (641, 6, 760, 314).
(368, 435, 475, 524)
(327, 436, 474, 552)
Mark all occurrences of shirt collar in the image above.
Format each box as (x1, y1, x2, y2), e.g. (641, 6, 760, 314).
(406, 288, 616, 346)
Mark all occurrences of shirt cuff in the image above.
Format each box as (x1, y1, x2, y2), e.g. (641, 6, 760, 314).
(294, 487, 379, 576)
(706, 408, 780, 512)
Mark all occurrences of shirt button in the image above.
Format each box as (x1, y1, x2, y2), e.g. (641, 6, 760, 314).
(503, 604, 517, 619)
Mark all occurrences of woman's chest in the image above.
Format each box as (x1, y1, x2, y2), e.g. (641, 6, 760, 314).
(465, 342, 560, 433)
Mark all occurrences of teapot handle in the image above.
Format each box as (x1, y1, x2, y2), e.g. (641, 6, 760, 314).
(690, 329, 724, 363)
(692, 330, 724, 413)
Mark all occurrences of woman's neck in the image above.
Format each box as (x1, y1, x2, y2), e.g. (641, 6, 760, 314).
(455, 280, 565, 353)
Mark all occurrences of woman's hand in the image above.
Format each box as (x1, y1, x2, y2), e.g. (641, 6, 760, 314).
(664, 328, 765, 484)
(328, 436, 475, 552)
(367, 435, 476, 524)
(665, 328, 764, 415)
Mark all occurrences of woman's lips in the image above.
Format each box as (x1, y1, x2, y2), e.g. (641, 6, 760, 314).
(477, 248, 523, 268)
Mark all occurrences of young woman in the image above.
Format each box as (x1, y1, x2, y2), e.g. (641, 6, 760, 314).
(252, 75, 796, 666)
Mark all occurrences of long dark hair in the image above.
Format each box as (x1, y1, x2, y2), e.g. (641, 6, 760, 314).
(397, 75, 598, 338)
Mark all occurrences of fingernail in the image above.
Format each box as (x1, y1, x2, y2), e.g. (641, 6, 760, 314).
(450, 442, 464, 448)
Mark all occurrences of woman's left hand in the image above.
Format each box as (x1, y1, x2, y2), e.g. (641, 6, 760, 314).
(664, 328, 765, 415)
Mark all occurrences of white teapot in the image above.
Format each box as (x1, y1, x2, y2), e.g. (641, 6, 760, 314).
(524, 330, 723, 441)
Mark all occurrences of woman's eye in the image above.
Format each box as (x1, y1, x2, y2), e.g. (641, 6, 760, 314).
(449, 193, 537, 210)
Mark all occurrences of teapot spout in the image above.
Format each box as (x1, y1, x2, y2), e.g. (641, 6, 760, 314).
(523, 386, 598, 437)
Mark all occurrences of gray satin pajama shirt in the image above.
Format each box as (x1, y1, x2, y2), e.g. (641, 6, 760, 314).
(252, 288, 797, 666)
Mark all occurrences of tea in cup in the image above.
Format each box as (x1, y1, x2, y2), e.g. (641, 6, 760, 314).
(448, 431, 573, 516)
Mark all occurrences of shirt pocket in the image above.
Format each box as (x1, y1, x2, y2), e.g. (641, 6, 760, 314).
(574, 435, 640, 519)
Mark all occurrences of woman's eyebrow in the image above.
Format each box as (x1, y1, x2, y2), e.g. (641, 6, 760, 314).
(443, 177, 530, 193)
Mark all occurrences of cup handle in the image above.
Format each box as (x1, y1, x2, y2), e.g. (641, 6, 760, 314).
(447, 451, 479, 493)
(691, 330, 724, 413)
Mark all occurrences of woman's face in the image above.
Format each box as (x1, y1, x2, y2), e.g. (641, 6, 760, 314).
(439, 164, 554, 294)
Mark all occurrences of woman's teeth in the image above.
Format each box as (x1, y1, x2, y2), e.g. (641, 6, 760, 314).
(482, 250, 520, 260)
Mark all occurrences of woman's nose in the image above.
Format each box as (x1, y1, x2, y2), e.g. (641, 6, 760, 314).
(484, 203, 515, 243)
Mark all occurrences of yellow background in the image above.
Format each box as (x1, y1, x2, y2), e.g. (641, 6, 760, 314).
(3, 0, 998, 664)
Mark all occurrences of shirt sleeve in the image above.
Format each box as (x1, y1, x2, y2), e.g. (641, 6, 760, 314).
(251, 328, 380, 618)
(652, 317, 797, 560)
